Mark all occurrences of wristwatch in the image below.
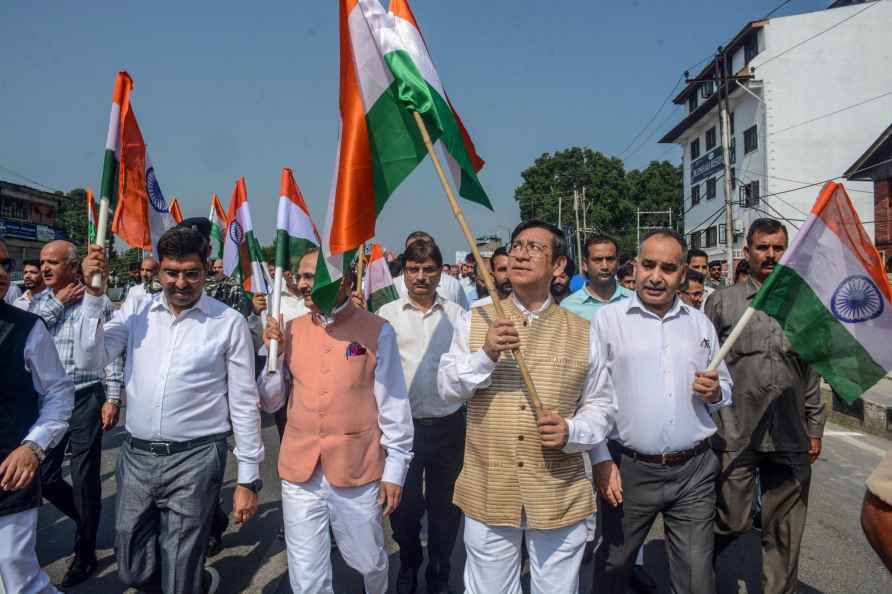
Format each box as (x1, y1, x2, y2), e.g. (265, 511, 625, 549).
(107, 399, 122, 408)
(238, 479, 263, 494)
(22, 440, 46, 463)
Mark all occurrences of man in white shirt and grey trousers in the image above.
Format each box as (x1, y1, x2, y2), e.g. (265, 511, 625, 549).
(78, 226, 264, 594)
(591, 230, 733, 594)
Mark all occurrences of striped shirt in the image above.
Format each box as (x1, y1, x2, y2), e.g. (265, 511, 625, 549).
(28, 291, 123, 400)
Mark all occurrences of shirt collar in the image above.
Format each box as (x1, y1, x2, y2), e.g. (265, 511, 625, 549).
(151, 291, 212, 316)
(402, 294, 445, 313)
(625, 290, 690, 320)
(312, 298, 352, 326)
(511, 292, 552, 321)
(746, 277, 762, 299)
(583, 281, 626, 304)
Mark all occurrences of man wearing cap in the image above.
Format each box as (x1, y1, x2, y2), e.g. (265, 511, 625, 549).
(77, 225, 264, 593)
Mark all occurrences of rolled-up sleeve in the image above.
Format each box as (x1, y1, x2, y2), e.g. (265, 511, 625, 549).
(563, 320, 617, 454)
(374, 324, 414, 487)
(23, 322, 75, 450)
(226, 317, 265, 484)
(437, 309, 496, 405)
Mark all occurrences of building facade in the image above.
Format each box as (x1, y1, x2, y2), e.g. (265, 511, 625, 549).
(845, 122, 892, 264)
(0, 180, 68, 280)
(660, 1, 892, 262)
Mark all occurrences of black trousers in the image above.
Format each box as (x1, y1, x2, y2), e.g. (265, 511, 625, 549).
(39, 383, 104, 560)
(594, 443, 719, 594)
(390, 409, 466, 590)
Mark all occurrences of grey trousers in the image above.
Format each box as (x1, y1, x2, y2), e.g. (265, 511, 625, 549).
(115, 438, 227, 594)
(593, 445, 719, 594)
(714, 449, 812, 594)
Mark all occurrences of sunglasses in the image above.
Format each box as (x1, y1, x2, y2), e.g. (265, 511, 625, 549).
(0, 258, 14, 273)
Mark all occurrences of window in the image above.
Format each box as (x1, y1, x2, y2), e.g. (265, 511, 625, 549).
(0, 197, 26, 221)
(744, 33, 759, 64)
(705, 127, 717, 151)
(719, 224, 727, 245)
(688, 92, 698, 113)
(729, 111, 735, 135)
(744, 125, 758, 154)
(690, 138, 701, 160)
(739, 180, 761, 207)
(691, 184, 701, 206)
(690, 231, 701, 249)
(706, 178, 717, 200)
(706, 226, 718, 248)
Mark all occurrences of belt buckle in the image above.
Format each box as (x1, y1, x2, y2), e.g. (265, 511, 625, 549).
(149, 442, 172, 456)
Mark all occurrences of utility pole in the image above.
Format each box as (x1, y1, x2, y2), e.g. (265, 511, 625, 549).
(716, 46, 736, 285)
(581, 186, 587, 242)
(555, 186, 562, 228)
(573, 187, 582, 263)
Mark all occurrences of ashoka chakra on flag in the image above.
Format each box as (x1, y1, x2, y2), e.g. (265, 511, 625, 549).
(831, 275, 884, 323)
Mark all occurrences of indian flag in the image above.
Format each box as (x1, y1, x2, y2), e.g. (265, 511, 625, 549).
(275, 168, 320, 274)
(364, 243, 398, 312)
(313, 0, 491, 314)
(752, 182, 892, 403)
(169, 197, 184, 224)
(86, 188, 99, 245)
(209, 194, 226, 261)
(106, 71, 175, 254)
(223, 177, 269, 295)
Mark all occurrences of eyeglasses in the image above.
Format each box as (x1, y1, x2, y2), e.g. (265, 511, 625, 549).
(0, 258, 14, 272)
(161, 268, 204, 282)
(404, 265, 440, 276)
(508, 240, 551, 259)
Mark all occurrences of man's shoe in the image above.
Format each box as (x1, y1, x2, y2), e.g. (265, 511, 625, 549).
(629, 564, 658, 594)
(202, 567, 220, 594)
(60, 555, 98, 588)
(396, 566, 418, 594)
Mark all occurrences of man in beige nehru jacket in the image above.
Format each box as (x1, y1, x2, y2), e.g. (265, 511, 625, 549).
(438, 220, 616, 594)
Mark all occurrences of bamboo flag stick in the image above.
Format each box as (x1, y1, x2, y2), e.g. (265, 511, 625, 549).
(706, 306, 756, 372)
(267, 265, 285, 374)
(90, 196, 110, 289)
(411, 111, 544, 416)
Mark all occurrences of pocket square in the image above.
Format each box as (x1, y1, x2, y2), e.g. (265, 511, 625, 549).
(346, 342, 368, 358)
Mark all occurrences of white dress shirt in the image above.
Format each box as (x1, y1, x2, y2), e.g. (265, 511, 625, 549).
(396, 273, 470, 311)
(377, 295, 464, 419)
(257, 302, 414, 487)
(75, 292, 264, 483)
(437, 293, 616, 454)
(124, 283, 148, 303)
(22, 321, 75, 451)
(589, 293, 733, 463)
(12, 289, 46, 311)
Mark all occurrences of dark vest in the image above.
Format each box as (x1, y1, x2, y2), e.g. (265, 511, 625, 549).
(0, 302, 42, 516)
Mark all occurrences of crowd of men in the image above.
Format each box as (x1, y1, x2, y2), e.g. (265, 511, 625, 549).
(1, 214, 891, 594)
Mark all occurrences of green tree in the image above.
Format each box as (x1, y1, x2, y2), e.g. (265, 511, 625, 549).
(514, 149, 681, 257)
(57, 189, 90, 255)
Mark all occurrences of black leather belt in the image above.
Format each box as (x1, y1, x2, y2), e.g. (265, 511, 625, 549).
(611, 440, 709, 466)
(129, 432, 230, 456)
(414, 409, 465, 426)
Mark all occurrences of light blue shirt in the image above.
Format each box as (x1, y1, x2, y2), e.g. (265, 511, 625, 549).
(561, 282, 632, 322)
(590, 292, 733, 462)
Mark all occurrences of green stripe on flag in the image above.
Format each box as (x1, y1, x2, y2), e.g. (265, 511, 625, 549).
(312, 249, 356, 316)
(100, 149, 118, 201)
(753, 264, 887, 403)
(368, 285, 399, 313)
(275, 230, 317, 274)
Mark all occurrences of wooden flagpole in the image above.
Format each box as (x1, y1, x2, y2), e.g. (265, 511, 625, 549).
(411, 111, 544, 415)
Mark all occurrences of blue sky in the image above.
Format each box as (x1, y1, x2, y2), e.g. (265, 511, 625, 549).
(0, 0, 828, 260)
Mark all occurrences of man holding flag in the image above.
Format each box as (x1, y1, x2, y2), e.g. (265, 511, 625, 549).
(706, 218, 827, 594)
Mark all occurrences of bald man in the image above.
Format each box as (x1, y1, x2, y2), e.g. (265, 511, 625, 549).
(27, 240, 123, 588)
(124, 256, 160, 303)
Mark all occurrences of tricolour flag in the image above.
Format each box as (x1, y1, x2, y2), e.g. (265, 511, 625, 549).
(223, 177, 269, 295)
(363, 243, 398, 312)
(752, 181, 892, 403)
(275, 168, 320, 274)
(106, 71, 175, 254)
(312, 0, 491, 314)
(169, 197, 184, 224)
(209, 194, 226, 261)
(86, 188, 99, 245)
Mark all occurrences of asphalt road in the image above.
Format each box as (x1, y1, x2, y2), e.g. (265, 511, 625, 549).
(38, 417, 892, 593)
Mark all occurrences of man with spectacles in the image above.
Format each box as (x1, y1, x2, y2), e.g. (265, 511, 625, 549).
(395, 231, 470, 310)
(377, 240, 465, 594)
(678, 269, 706, 310)
(26, 240, 123, 588)
(0, 238, 74, 594)
(77, 225, 264, 594)
(439, 220, 616, 594)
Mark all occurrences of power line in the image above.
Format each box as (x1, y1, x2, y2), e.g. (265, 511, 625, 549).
(756, 0, 883, 69)
(764, 0, 796, 19)
(0, 164, 64, 194)
(767, 89, 892, 137)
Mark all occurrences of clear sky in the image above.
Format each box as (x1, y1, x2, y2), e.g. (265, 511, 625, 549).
(0, 0, 828, 260)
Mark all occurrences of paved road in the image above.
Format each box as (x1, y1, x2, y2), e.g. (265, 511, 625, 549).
(38, 418, 892, 593)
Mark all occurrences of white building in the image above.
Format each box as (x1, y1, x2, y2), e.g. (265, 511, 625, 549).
(660, 0, 892, 264)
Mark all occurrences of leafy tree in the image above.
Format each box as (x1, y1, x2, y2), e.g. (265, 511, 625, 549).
(514, 148, 682, 257)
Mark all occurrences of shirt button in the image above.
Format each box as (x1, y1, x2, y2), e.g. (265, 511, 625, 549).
(518, 435, 524, 441)
(517, 461, 524, 468)
(519, 405, 526, 411)
(523, 320, 528, 327)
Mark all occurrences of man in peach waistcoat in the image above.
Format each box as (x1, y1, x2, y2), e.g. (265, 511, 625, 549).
(260, 248, 413, 594)
(438, 220, 617, 594)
